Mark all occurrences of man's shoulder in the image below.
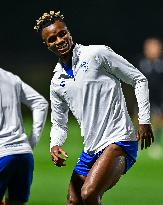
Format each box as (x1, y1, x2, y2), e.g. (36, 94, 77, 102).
(82, 44, 106, 52)
(0, 67, 12, 76)
(0, 68, 19, 82)
(52, 62, 62, 76)
(80, 44, 114, 57)
(51, 63, 62, 84)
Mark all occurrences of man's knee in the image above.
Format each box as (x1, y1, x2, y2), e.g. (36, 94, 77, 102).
(67, 197, 79, 205)
(81, 185, 99, 202)
(67, 192, 82, 205)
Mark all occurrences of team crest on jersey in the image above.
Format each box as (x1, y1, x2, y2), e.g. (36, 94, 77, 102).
(80, 61, 88, 72)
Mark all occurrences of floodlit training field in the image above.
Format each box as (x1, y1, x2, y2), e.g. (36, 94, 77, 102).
(24, 116, 163, 205)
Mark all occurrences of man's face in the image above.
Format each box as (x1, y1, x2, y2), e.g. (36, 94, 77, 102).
(42, 21, 73, 57)
(144, 39, 162, 60)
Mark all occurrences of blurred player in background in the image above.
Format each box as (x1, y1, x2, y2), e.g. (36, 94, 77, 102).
(34, 10, 154, 205)
(137, 37, 163, 158)
(0, 68, 48, 205)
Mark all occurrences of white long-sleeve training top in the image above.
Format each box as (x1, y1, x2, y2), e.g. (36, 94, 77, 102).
(0, 68, 48, 157)
(50, 44, 150, 154)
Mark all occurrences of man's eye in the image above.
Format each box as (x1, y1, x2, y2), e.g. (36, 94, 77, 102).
(48, 36, 56, 43)
(59, 31, 67, 38)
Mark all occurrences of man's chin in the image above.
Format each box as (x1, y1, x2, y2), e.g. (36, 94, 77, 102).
(49, 49, 67, 57)
(50, 45, 73, 57)
(58, 49, 71, 57)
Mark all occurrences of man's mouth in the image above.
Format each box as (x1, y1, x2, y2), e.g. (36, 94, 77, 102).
(57, 43, 68, 50)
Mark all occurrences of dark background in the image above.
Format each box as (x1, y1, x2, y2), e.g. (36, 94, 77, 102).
(0, 0, 163, 101)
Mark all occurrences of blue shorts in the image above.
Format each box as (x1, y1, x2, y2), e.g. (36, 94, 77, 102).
(74, 141, 138, 176)
(0, 153, 34, 203)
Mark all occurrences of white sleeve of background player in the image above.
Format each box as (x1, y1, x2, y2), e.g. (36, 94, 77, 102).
(20, 78, 48, 149)
(100, 46, 150, 124)
(50, 82, 69, 150)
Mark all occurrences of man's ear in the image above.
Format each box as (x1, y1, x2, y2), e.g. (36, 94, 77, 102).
(43, 41, 52, 51)
(43, 41, 48, 47)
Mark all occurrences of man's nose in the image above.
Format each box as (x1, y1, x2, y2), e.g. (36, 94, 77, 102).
(56, 37, 64, 45)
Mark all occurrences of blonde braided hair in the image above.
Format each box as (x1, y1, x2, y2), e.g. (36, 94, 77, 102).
(34, 10, 64, 32)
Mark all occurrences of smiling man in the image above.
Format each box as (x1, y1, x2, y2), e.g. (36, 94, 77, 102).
(42, 21, 73, 58)
(34, 10, 154, 205)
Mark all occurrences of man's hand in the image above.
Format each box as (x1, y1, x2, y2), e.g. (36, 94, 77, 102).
(137, 124, 154, 150)
(51, 146, 68, 167)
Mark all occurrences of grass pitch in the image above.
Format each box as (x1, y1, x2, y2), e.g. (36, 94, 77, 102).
(24, 116, 163, 205)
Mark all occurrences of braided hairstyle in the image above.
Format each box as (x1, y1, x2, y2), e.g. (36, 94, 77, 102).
(34, 10, 64, 32)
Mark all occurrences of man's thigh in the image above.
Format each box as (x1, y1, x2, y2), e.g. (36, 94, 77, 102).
(67, 171, 86, 205)
(0, 155, 16, 202)
(82, 144, 126, 194)
(7, 154, 34, 203)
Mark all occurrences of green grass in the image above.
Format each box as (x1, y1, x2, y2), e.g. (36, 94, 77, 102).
(24, 116, 163, 205)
